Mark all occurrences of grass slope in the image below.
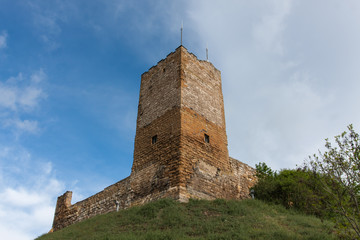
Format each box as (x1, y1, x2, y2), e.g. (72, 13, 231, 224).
(37, 199, 336, 240)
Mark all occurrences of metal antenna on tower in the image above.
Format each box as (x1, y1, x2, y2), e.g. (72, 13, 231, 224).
(181, 21, 183, 46)
(206, 43, 209, 61)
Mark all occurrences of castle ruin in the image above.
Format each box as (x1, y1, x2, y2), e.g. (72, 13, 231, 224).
(52, 46, 256, 231)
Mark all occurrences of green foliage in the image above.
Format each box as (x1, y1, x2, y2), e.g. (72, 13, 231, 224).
(36, 199, 336, 240)
(255, 162, 274, 178)
(254, 125, 360, 239)
(253, 164, 334, 218)
(307, 124, 360, 239)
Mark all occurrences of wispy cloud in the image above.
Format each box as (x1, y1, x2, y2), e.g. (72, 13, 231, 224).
(0, 71, 45, 111)
(3, 119, 39, 134)
(252, 0, 292, 55)
(0, 31, 7, 49)
(0, 84, 17, 110)
(18, 87, 44, 110)
(0, 60, 60, 238)
(0, 69, 46, 135)
(31, 68, 47, 83)
(27, 1, 74, 50)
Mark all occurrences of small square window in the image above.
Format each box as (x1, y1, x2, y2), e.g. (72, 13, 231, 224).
(152, 135, 158, 144)
(204, 134, 210, 143)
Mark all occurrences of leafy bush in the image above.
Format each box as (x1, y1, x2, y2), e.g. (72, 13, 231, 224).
(253, 163, 334, 218)
(254, 124, 360, 239)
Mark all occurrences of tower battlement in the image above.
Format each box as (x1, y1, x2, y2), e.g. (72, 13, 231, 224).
(52, 46, 256, 231)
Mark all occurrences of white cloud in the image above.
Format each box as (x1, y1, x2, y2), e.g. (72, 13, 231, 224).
(0, 65, 60, 240)
(0, 146, 65, 240)
(0, 31, 7, 49)
(19, 87, 44, 110)
(0, 71, 46, 111)
(0, 67, 55, 239)
(3, 119, 39, 134)
(0, 226, 30, 240)
(186, 0, 360, 170)
(0, 188, 45, 207)
(0, 186, 61, 239)
(0, 85, 17, 110)
(0, 69, 46, 135)
(5, 72, 23, 84)
(31, 68, 47, 83)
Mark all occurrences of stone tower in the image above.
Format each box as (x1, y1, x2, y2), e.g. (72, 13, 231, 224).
(130, 46, 251, 203)
(51, 46, 256, 231)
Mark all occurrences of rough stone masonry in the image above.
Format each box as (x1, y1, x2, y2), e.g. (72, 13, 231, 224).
(52, 46, 257, 231)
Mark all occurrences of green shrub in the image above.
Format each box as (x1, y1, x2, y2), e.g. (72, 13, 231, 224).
(253, 163, 335, 218)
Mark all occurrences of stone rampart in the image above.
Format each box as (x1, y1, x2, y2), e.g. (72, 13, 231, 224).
(52, 157, 256, 231)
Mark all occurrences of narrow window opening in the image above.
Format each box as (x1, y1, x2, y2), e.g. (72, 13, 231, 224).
(204, 134, 210, 143)
(152, 135, 158, 144)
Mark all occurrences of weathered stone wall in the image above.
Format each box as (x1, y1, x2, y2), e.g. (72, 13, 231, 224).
(180, 48, 225, 127)
(132, 107, 181, 173)
(180, 102, 230, 172)
(132, 48, 182, 174)
(52, 156, 256, 231)
(52, 177, 131, 231)
(177, 47, 231, 200)
(136, 49, 181, 129)
(52, 46, 257, 232)
(185, 157, 256, 201)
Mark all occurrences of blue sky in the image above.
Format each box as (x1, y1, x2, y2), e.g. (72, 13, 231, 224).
(1, 1, 360, 239)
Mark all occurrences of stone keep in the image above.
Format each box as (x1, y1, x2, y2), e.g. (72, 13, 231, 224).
(52, 46, 256, 231)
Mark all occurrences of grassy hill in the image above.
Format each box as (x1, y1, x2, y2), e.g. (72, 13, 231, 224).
(37, 199, 336, 240)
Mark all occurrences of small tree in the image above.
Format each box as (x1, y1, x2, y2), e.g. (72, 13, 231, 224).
(308, 124, 360, 238)
(255, 162, 274, 178)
